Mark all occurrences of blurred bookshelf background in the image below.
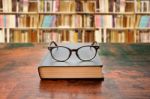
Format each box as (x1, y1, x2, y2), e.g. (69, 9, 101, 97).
(0, 0, 150, 44)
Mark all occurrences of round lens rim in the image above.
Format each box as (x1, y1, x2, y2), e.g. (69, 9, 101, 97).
(50, 46, 71, 62)
(76, 46, 98, 61)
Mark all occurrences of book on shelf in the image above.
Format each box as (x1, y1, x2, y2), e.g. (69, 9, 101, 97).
(83, 0, 95, 12)
(135, 0, 150, 12)
(42, 15, 56, 27)
(95, 30, 102, 43)
(105, 30, 135, 43)
(40, 30, 61, 43)
(139, 15, 149, 28)
(84, 15, 94, 27)
(38, 0, 59, 12)
(28, 1, 38, 12)
(59, 0, 71, 12)
(125, 1, 135, 12)
(141, 0, 150, 12)
(11, 30, 37, 43)
(137, 30, 150, 43)
(69, 30, 78, 43)
(0, 0, 150, 44)
(72, 15, 82, 28)
(0, 29, 5, 43)
(0, 15, 4, 27)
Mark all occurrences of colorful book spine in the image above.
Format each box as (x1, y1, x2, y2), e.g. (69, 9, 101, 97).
(23, 0, 28, 12)
(147, 17, 150, 27)
(42, 15, 54, 27)
(139, 16, 149, 27)
(0, 15, 4, 27)
(0, 29, 5, 43)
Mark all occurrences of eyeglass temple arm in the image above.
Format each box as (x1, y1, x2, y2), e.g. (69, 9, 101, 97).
(49, 41, 58, 47)
(91, 41, 98, 46)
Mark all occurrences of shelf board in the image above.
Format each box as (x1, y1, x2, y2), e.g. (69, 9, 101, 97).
(38, 27, 99, 30)
(107, 27, 135, 30)
(0, 12, 38, 15)
(135, 28, 150, 30)
(10, 27, 37, 30)
(1, 27, 149, 30)
(95, 12, 135, 15)
(104, 28, 150, 30)
(135, 12, 150, 15)
(39, 12, 95, 15)
(0, 12, 150, 15)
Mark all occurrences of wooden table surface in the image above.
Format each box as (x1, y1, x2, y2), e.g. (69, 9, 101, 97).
(0, 44, 150, 99)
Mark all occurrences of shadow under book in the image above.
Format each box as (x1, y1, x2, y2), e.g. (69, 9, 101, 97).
(38, 43, 104, 79)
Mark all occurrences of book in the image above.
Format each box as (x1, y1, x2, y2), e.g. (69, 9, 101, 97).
(59, 0, 71, 12)
(140, 31, 150, 43)
(141, 0, 150, 12)
(28, 1, 37, 12)
(75, 0, 83, 12)
(84, 1, 95, 12)
(147, 17, 150, 27)
(120, 0, 125, 12)
(108, 0, 114, 12)
(23, 0, 29, 12)
(139, 16, 149, 27)
(125, 1, 135, 12)
(95, 30, 102, 43)
(38, 43, 103, 79)
(42, 15, 54, 27)
(0, 29, 5, 43)
(125, 30, 134, 43)
(0, 0, 2, 12)
(0, 15, 4, 27)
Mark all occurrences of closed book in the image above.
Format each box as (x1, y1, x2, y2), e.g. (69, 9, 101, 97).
(38, 43, 103, 79)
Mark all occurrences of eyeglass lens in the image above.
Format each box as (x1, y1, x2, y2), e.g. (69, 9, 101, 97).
(51, 47, 70, 61)
(77, 46, 96, 61)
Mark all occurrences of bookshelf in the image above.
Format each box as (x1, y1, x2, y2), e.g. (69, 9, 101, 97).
(0, 0, 150, 43)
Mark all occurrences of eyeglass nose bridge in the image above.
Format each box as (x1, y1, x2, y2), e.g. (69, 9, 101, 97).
(69, 49, 82, 60)
(71, 49, 78, 52)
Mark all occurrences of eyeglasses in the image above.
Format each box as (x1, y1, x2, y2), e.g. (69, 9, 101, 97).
(48, 41, 99, 62)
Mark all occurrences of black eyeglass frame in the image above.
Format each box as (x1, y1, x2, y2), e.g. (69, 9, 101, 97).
(48, 41, 100, 62)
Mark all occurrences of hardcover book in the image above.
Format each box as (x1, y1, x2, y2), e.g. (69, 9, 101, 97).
(38, 43, 103, 79)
